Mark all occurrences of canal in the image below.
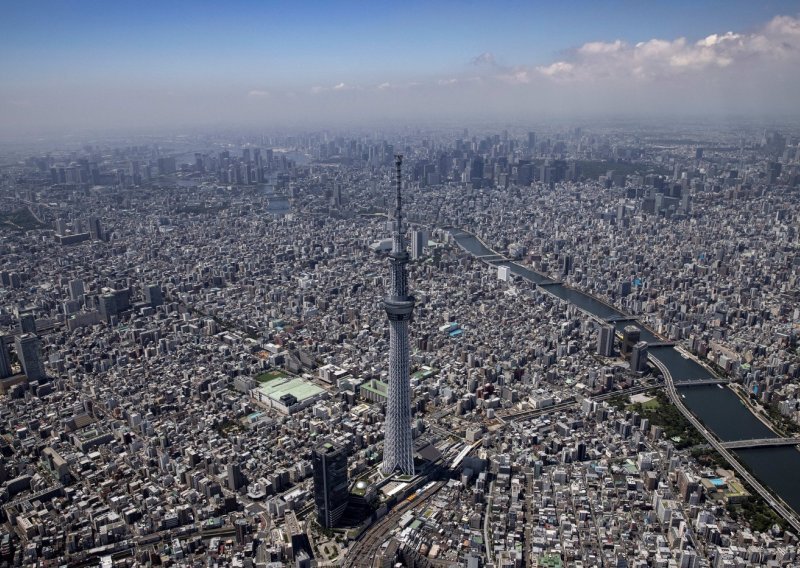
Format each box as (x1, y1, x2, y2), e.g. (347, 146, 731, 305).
(449, 228, 800, 516)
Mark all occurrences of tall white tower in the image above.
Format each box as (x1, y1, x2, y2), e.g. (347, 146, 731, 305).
(381, 155, 416, 476)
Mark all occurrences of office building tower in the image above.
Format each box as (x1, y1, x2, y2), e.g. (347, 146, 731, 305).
(410, 230, 425, 260)
(15, 334, 45, 381)
(55, 219, 67, 236)
(69, 279, 85, 301)
(312, 441, 349, 528)
(498, 265, 510, 282)
(381, 155, 416, 477)
(621, 325, 641, 357)
(631, 341, 649, 373)
(227, 462, 245, 491)
(235, 518, 249, 545)
(597, 325, 614, 357)
(144, 284, 164, 307)
(19, 314, 36, 334)
(0, 336, 12, 379)
(528, 132, 536, 151)
(98, 294, 118, 323)
(561, 254, 573, 276)
(88, 217, 102, 240)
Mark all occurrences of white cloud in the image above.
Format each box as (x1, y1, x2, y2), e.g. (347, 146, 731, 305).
(535, 62, 574, 78)
(247, 89, 269, 97)
(519, 15, 800, 83)
(311, 82, 359, 94)
(578, 39, 625, 55)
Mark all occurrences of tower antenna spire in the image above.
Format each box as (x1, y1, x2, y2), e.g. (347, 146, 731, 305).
(393, 154, 404, 253)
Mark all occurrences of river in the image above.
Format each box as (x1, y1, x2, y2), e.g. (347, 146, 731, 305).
(449, 228, 800, 516)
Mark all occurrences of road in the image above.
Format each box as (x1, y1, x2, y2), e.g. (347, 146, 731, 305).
(484, 480, 495, 564)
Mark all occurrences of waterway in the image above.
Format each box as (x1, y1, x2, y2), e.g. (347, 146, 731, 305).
(449, 228, 800, 516)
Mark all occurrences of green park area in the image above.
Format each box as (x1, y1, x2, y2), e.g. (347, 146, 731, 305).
(255, 369, 290, 383)
(609, 390, 704, 448)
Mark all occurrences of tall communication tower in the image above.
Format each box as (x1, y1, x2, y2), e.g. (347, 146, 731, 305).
(380, 155, 416, 476)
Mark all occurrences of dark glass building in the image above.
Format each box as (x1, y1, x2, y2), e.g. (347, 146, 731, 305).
(312, 441, 348, 528)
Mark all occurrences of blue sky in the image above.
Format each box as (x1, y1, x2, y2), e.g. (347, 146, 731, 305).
(1, 0, 799, 133)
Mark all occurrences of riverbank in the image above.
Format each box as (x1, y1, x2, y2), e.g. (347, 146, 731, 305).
(449, 226, 800, 524)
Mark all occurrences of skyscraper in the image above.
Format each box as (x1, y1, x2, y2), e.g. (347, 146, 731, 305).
(19, 314, 36, 334)
(144, 284, 164, 307)
(69, 279, 85, 301)
(410, 230, 425, 260)
(631, 341, 649, 373)
(227, 462, 245, 491)
(381, 155, 416, 477)
(15, 334, 45, 381)
(621, 325, 641, 357)
(312, 441, 349, 528)
(0, 335, 12, 379)
(597, 325, 614, 357)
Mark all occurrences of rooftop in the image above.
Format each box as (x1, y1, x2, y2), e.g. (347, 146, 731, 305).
(257, 376, 325, 403)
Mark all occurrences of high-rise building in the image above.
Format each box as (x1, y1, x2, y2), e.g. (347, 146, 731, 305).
(98, 293, 118, 323)
(631, 341, 649, 373)
(497, 265, 510, 282)
(88, 217, 102, 241)
(381, 155, 416, 477)
(597, 325, 614, 357)
(312, 441, 349, 528)
(15, 334, 45, 381)
(19, 314, 36, 334)
(69, 279, 85, 301)
(144, 284, 164, 307)
(410, 230, 425, 260)
(0, 335, 12, 379)
(560, 254, 573, 276)
(227, 462, 245, 491)
(621, 325, 641, 357)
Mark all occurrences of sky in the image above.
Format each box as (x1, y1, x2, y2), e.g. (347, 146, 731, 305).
(1, 0, 799, 135)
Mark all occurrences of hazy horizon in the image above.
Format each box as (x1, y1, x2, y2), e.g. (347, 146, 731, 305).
(2, 0, 800, 139)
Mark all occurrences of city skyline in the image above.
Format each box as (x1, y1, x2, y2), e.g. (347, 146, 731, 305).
(2, 2, 800, 566)
(2, 1, 800, 136)
(1, 118, 799, 566)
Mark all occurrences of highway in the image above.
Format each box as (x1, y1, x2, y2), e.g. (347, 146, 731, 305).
(720, 437, 800, 450)
(653, 356, 800, 534)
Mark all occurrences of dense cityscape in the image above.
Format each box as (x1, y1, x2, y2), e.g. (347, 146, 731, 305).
(0, 120, 799, 567)
(3, 1, 800, 566)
